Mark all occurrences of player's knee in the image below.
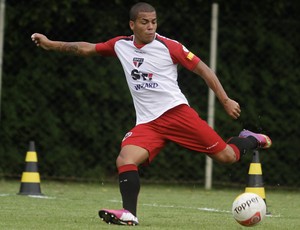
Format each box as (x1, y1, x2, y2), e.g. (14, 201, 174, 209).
(116, 145, 149, 167)
(219, 154, 236, 164)
(210, 148, 237, 164)
(116, 155, 126, 167)
(115, 152, 141, 167)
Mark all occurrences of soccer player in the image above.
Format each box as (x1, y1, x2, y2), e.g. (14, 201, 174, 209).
(31, 2, 272, 226)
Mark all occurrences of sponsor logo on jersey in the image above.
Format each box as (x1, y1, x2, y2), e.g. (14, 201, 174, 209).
(122, 132, 133, 141)
(134, 49, 146, 54)
(134, 82, 159, 91)
(206, 141, 219, 150)
(131, 69, 153, 81)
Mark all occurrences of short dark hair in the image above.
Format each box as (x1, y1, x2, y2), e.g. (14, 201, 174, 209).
(129, 2, 156, 21)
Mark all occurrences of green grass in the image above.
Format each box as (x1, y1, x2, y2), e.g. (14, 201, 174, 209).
(0, 180, 299, 229)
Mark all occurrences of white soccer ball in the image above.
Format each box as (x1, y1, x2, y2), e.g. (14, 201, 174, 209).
(232, 192, 266, 227)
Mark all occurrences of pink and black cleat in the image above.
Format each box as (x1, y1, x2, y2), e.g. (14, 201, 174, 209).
(239, 129, 272, 149)
(99, 209, 139, 226)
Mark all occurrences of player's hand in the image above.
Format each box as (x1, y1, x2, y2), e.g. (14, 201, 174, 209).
(31, 33, 51, 50)
(222, 98, 241, 119)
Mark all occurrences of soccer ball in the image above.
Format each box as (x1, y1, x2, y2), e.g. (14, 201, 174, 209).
(232, 192, 266, 227)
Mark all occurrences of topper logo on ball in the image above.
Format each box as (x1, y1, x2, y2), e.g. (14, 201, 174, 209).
(233, 196, 260, 214)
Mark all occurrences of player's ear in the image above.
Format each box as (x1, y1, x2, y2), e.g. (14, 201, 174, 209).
(129, 20, 134, 31)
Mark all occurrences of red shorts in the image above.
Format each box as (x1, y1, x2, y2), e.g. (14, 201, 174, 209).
(121, 104, 227, 164)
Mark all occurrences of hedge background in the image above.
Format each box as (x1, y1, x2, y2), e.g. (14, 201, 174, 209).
(0, 0, 299, 187)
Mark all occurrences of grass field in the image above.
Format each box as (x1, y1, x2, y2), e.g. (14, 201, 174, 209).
(0, 180, 299, 229)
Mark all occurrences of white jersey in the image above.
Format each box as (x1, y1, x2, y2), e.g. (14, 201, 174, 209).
(95, 33, 200, 125)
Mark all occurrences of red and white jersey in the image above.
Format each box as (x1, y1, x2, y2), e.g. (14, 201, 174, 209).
(95, 33, 200, 125)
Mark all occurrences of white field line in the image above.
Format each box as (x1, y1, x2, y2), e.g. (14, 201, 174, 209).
(0, 193, 56, 199)
(28, 195, 56, 199)
(0, 193, 10, 196)
(108, 199, 230, 213)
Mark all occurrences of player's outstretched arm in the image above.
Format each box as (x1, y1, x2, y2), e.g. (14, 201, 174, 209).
(193, 60, 241, 119)
(31, 33, 97, 56)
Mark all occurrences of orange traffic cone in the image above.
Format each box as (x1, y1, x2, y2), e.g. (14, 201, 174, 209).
(245, 149, 270, 214)
(18, 141, 43, 195)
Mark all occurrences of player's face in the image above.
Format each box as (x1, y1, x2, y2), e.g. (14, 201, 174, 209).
(130, 11, 157, 45)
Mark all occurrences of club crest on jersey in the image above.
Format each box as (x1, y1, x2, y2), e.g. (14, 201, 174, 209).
(133, 57, 144, 68)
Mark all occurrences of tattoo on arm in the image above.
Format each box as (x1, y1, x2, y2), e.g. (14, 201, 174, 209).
(59, 42, 81, 55)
